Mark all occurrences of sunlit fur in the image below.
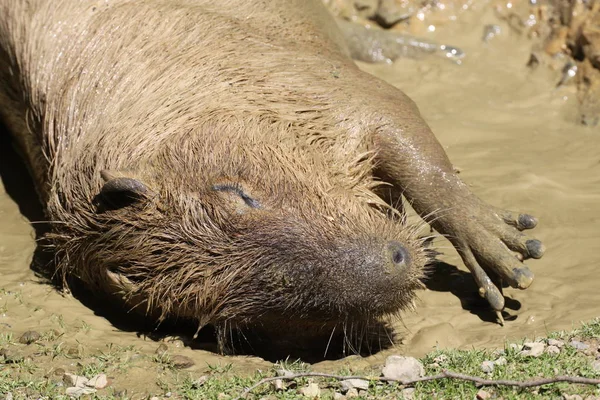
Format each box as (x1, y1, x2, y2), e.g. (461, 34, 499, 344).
(0, 0, 431, 351)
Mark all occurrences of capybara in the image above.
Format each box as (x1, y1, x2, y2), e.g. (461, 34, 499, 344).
(0, 0, 544, 351)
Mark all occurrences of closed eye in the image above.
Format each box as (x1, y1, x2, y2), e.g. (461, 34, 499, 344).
(212, 183, 261, 209)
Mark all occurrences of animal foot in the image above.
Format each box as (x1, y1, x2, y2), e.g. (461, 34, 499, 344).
(441, 200, 545, 319)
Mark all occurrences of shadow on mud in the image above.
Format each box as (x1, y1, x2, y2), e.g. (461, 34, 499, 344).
(423, 261, 522, 324)
(1, 125, 518, 362)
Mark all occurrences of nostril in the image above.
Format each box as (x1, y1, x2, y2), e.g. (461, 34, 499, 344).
(388, 241, 409, 267)
(392, 249, 404, 264)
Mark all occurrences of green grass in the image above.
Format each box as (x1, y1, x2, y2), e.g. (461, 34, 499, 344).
(0, 319, 599, 399)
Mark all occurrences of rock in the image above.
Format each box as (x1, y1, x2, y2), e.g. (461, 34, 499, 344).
(591, 360, 600, 373)
(150, 397, 160, 400)
(494, 356, 507, 366)
(0, 348, 23, 363)
(86, 374, 108, 389)
(333, 393, 346, 400)
(381, 355, 424, 383)
(18, 331, 40, 345)
(548, 339, 565, 348)
(5, 392, 13, 400)
(65, 386, 97, 396)
(299, 383, 321, 397)
(545, 345, 561, 355)
(155, 343, 168, 355)
(520, 342, 545, 357)
(170, 354, 195, 369)
(63, 373, 89, 388)
(346, 388, 359, 398)
(480, 360, 494, 373)
(402, 388, 415, 400)
(570, 340, 590, 351)
(340, 379, 369, 393)
(376, 0, 415, 27)
(271, 379, 285, 391)
(477, 389, 492, 400)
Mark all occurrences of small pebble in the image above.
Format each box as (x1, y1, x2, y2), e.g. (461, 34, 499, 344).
(346, 388, 359, 398)
(545, 345, 561, 355)
(271, 379, 284, 391)
(299, 382, 321, 397)
(402, 388, 415, 400)
(520, 342, 545, 357)
(155, 343, 168, 355)
(170, 355, 195, 369)
(63, 373, 89, 388)
(477, 389, 492, 400)
(591, 360, 600, 373)
(85, 374, 108, 389)
(570, 340, 589, 351)
(333, 393, 345, 400)
(5, 392, 13, 400)
(548, 339, 565, 348)
(480, 360, 494, 373)
(18, 331, 40, 345)
(150, 397, 160, 400)
(340, 378, 369, 392)
(381, 355, 424, 382)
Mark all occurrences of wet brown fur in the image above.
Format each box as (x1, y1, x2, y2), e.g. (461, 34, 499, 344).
(0, 0, 432, 350)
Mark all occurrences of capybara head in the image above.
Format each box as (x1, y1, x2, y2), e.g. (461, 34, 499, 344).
(48, 118, 430, 353)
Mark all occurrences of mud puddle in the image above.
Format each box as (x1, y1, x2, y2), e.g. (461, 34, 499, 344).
(1, 0, 599, 390)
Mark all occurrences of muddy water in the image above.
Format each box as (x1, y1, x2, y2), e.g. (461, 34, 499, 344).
(1, 1, 599, 379)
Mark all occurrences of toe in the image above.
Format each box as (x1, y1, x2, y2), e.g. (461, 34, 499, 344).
(473, 235, 535, 290)
(502, 230, 546, 260)
(500, 211, 538, 231)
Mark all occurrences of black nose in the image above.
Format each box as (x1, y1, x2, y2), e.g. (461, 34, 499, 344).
(387, 241, 409, 268)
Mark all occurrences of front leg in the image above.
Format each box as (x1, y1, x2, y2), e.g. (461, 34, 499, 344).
(370, 100, 544, 321)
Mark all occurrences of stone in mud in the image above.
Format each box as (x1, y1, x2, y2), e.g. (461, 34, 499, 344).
(0, 348, 23, 364)
(477, 389, 492, 400)
(340, 378, 369, 392)
(569, 340, 590, 351)
(480, 360, 494, 373)
(18, 330, 40, 345)
(169, 355, 195, 369)
(520, 342, 545, 357)
(381, 355, 424, 382)
(85, 374, 108, 389)
(548, 339, 565, 348)
(155, 343, 168, 355)
(63, 373, 89, 387)
(299, 382, 321, 397)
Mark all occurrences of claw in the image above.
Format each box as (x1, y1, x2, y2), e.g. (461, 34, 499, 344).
(517, 214, 538, 230)
(495, 311, 505, 326)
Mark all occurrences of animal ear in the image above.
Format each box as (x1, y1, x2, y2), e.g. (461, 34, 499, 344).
(96, 170, 153, 210)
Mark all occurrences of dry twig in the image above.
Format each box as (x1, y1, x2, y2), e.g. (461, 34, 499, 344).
(235, 370, 600, 399)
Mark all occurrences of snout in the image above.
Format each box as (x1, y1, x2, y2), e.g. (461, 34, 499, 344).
(385, 240, 411, 273)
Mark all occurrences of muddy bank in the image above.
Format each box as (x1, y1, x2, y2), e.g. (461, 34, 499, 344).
(0, 0, 599, 389)
(326, 0, 600, 125)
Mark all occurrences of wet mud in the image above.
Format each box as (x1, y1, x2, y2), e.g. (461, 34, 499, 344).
(1, 0, 600, 389)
